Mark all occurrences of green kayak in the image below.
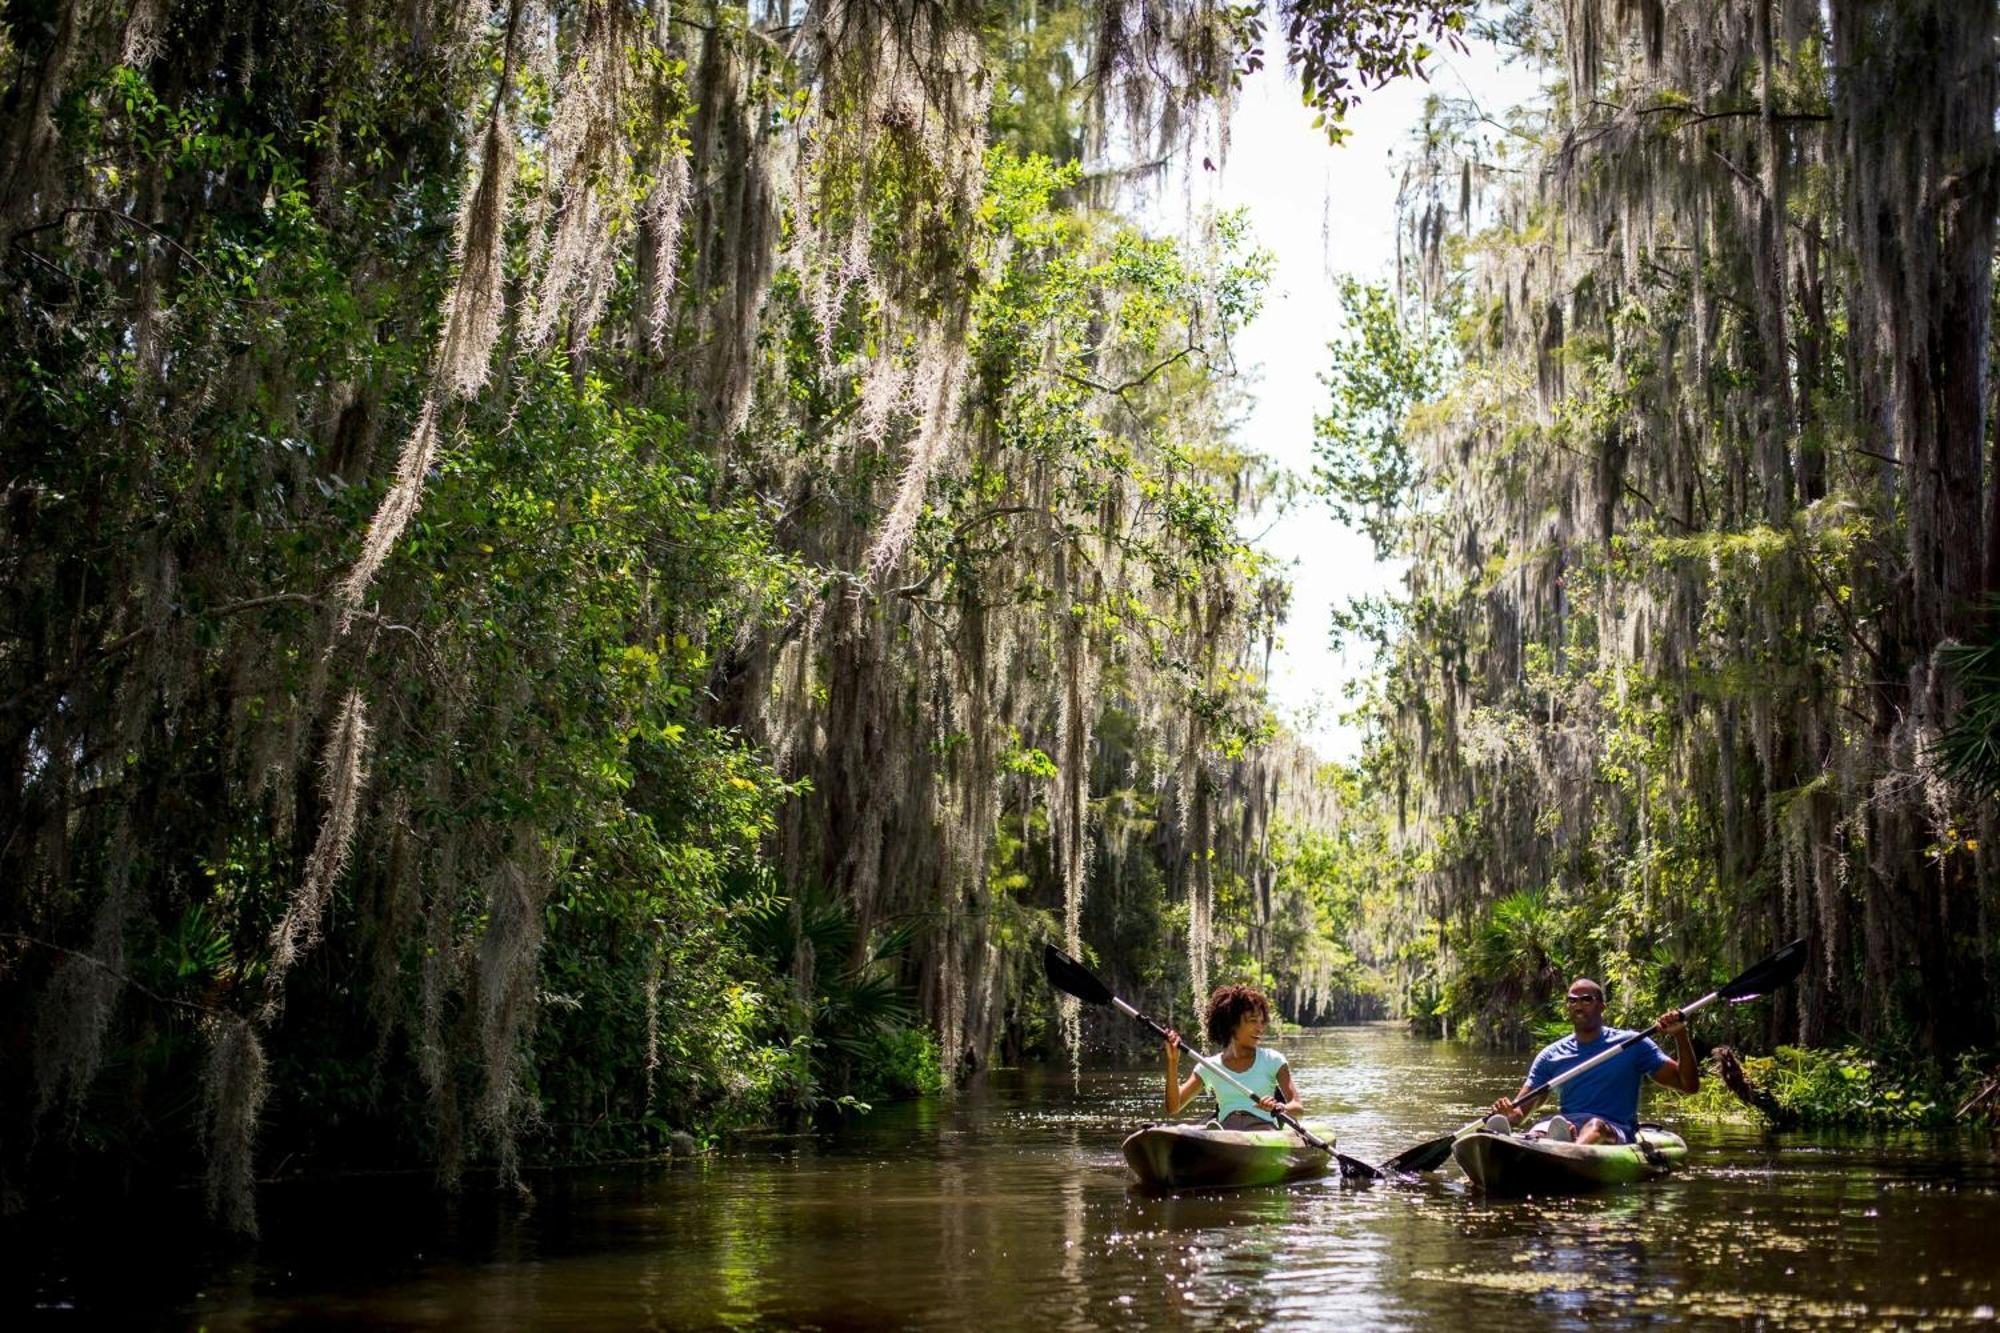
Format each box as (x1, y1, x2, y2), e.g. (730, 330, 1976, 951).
(1120, 1119, 1338, 1191)
(1451, 1124, 1687, 1195)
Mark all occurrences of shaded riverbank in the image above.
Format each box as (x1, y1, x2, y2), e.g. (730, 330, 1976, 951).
(15, 1024, 2000, 1329)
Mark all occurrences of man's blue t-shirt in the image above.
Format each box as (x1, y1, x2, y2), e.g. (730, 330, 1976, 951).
(1526, 1027, 1670, 1138)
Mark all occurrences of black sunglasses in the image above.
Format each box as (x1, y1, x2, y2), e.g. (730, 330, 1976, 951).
(1564, 993, 1602, 1004)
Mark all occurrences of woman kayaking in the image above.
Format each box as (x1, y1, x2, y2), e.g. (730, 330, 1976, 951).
(1162, 983, 1302, 1128)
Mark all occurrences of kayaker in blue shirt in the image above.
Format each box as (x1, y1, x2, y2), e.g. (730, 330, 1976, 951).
(1487, 976, 1698, 1144)
(1160, 983, 1302, 1129)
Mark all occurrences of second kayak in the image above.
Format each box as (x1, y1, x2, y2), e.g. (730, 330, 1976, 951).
(1121, 1119, 1339, 1191)
(1451, 1124, 1688, 1195)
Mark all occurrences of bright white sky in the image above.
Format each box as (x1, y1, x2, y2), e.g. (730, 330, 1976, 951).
(1160, 38, 1544, 762)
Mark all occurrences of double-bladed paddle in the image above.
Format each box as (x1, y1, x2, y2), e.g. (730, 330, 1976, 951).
(1381, 936, 1811, 1175)
(1041, 942, 1384, 1181)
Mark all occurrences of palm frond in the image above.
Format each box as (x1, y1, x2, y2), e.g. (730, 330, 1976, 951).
(1937, 633, 2000, 798)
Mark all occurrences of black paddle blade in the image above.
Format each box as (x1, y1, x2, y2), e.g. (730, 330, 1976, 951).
(1336, 1152, 1386, 1182)
(1381, 1134, 1455, 1175)
(1042, 943, 1113, 1007)
(1719, 936, 1810, 1004)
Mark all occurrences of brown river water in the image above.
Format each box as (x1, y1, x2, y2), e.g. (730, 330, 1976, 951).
(15, 1023, 2000, 1329)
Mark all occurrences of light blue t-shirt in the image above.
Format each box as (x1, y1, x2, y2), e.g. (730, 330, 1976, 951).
(1195, 1046, 1288, 1125)
(1526, 1026, 1670, 1138)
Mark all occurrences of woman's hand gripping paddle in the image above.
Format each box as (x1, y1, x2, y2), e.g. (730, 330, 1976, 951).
(1041, 943, 1384, 1182)
(1380, 937, 1810, 1175)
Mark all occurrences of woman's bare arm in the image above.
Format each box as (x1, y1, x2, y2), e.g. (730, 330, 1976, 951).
(1259, 1062, 1303, 1116)
(1163, 1030, 1204, 1115)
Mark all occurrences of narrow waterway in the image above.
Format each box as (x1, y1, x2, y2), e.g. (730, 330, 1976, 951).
(17, 1023, 2000, 1329)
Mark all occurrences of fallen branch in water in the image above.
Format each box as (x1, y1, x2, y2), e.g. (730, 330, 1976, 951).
(1709, 1046, 1797, 1128)
(1957, 1069, 2000, 1123)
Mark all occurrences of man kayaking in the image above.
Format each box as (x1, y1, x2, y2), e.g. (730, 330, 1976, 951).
(1161, 983, 1302, 1129)
(1487, 977, 1697, 1144)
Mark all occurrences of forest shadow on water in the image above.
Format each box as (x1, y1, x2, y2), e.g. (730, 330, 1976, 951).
(12, 1024, 2000, 1330)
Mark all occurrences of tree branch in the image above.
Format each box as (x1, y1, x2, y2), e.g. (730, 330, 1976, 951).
(1793, 532, 1892, 676)
(8, 206, 206, 268)
(1591, 97, 1830, 128)
(0, 931, 225, 1017)
(1060, 340, 1205, 399)
(888, 507, 1065, 599)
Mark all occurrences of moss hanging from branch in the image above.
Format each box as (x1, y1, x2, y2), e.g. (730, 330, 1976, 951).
(0, 0, 1469, 1230)
(1332, 0, 2000, 1051)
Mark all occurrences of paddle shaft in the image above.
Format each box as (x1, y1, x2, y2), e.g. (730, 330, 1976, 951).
(1511, 989, 1717, 1110)
(1109, 997, 1330, 1152)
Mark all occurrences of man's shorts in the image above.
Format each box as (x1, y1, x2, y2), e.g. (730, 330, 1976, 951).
(1530, 1114, 1630, 1144)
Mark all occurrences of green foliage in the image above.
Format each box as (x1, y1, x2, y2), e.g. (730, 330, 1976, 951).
(1313, 278, 1449, 560)
(988, 1, 1095, 163)
(1681, 1046, 1999, 1129)
(1280, 0, 1475, 140)
(739, 886, 936, 1113)
(1462, 887, 1564, 1034)
(1937, 619, 2000, 799)
(852, 1027, 947, 1101)
(0, 0, 801, 1193)
(1235, 763, 1405, 1024)
(1314, 0, 2000, 1071)
(0, 0, 1507, 1228)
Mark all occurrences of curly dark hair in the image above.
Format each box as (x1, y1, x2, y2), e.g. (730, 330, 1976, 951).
(1204, 984, 1272, 1046)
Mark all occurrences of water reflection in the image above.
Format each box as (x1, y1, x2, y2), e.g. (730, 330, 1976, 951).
(11, 1024, 2000, 1330)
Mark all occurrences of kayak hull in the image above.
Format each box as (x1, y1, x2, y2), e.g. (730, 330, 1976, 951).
(1120, 1120, 1336, 1191)
(1451, 1126, 1687, 1195)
